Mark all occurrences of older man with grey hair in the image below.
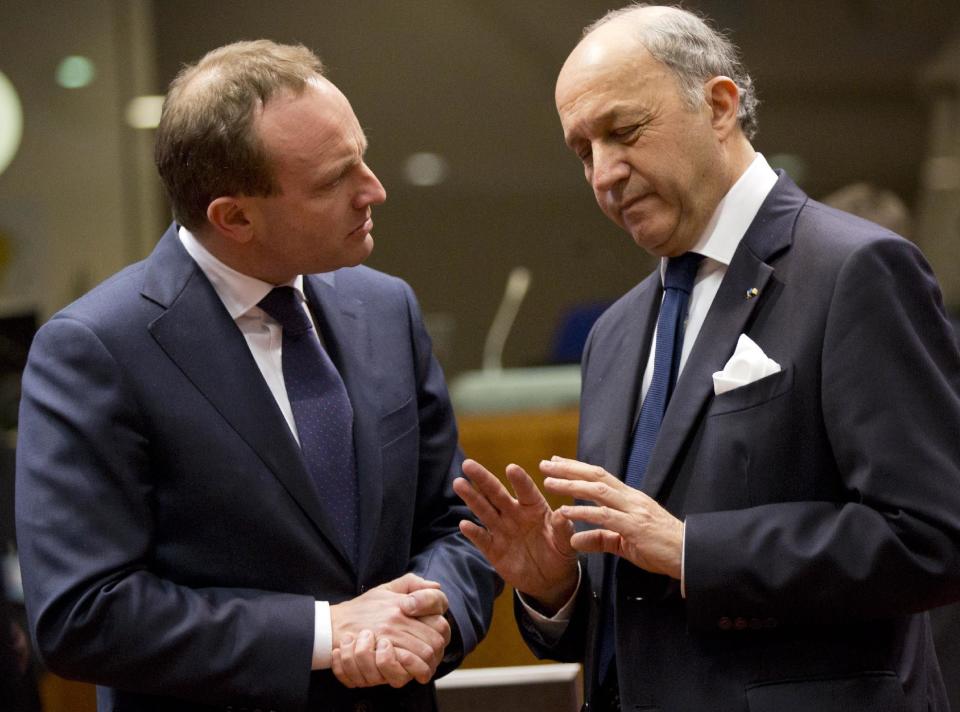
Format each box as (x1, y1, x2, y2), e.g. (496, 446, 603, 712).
(456, 4, 960, 711)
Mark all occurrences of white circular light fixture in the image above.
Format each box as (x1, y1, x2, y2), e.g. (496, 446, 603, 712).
(403, 152, 449, 187)
(56, 55, 96, 89)
(125, 95, 165, 129)
(0, 70, 24, 177)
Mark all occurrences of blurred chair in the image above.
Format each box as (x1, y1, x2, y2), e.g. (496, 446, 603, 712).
(549, 302, 611, 364)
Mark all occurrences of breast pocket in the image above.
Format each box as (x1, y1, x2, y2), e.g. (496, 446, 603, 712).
(695, 364, 802, 507)
(710, 363, 793, 415)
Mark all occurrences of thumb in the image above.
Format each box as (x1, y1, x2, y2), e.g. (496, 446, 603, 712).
(384, 572, 442, 594)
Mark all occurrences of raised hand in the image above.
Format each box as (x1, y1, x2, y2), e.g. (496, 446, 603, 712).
(454, 458, 578, 613)
(541, 456, 684, 579)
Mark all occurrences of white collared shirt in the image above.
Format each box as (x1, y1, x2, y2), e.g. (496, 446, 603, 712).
(642, 152, 779, 399)
(523, 153, 778, 632)
(178, 227, 334, 670)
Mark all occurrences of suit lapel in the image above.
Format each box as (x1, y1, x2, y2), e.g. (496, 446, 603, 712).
(591, 275, 662, 479)
(640, 173, 804, 500)
(143, 228, 356, 568)
(303, 274, 383, 578)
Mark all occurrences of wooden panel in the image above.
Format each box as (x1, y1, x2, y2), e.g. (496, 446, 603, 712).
(39, 673, 95, 712)
(457, 408, 579, 668)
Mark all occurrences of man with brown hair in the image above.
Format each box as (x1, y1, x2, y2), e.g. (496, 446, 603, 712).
(16, 40, 497, 711)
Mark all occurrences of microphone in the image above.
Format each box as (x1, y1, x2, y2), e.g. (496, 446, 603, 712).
(482, 267, 532, 372)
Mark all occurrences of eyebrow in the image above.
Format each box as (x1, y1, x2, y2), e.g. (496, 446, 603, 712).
(565, 103, 650, 146)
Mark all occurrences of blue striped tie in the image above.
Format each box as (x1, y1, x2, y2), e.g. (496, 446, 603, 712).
(258, 286, 359, 563)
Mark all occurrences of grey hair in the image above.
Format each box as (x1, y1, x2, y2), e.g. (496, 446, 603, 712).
(585, 4, 759, 139)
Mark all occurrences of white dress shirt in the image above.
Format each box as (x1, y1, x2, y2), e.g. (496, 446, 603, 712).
(523, 153, 778, 635)
(178, 227, 335, 670)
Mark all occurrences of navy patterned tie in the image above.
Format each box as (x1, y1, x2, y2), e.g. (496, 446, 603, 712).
(624, 251, 704, 490)
(599, 251, 703, 683)
(258, 286, 359, 563)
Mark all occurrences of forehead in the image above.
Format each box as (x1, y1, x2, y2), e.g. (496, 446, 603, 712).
(256, 79, 366, 170)
(556, 45, 675, 141)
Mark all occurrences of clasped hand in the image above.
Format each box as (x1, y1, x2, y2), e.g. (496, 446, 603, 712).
(454, 456, 683, 613)
(330, 573, 451, 689)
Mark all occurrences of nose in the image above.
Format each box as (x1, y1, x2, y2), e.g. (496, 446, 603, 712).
(354, 162, 387, 208)
(590, 144, 629, 195)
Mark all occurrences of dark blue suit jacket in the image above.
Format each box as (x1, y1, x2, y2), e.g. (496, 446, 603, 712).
(15, 225, 499, 711)
(519, 174, 960, 712)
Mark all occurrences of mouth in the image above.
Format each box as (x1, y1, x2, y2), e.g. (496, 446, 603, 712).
(620, 193, 650, 213)
(348, 215, 373, 237)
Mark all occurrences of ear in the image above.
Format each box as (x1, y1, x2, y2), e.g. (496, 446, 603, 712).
(206, 196, 254, 244)
(704, 76, 741, 139)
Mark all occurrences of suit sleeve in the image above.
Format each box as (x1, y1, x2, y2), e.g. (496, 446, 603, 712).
(683, 236, 960, 630)
(397, 283, 502, 670)
(15, 315, 315, 709)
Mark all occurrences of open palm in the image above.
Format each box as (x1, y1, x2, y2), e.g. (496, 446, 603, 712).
(454, 459, 579, 611)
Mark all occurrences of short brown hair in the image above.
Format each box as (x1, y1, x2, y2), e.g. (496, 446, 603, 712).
(155, 40, 324, 230)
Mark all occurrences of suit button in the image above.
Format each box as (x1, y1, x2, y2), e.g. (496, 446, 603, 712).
(592, 590, 600, 601)
(734, 617, 748, 630)
(718, 616, 732, 630)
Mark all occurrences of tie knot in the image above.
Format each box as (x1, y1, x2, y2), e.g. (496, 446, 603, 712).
(664, 252, 704, 293)
(258, 286, 313, 336)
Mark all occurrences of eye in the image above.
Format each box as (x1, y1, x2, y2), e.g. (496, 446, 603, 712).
(610, 124, 640, 140)
(576, 146, 593, 165)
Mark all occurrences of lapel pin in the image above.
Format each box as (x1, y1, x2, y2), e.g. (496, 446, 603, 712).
(745, 287, 760, 300)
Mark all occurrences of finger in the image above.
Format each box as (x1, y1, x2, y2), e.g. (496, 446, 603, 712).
(384, 573, 442, 594)
(402, 587, 449, 617)
(560, 503, 628, 528)
(354, 630, 385, 686)
(401, 617, 446, 656)
(332, 648, 353, 688)
(460, 459, 521, 515)
(504, 464, 552, 508)
(569, 528, 622, 555)
(548, 508, 578, 555)
(337, 635, 364, 688)
(541, 457, 616, 484)
(394, 645, 434, 685)
(385, 628, 439, 664)
(417, 613, 452, 647)
(375, 637, 412, 688)
(458, 519, 498, 558)
(546, 478, 627, 507)
(453, 474, 508, 527)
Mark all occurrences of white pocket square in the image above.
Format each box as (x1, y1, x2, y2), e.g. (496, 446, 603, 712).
(712, 334, 781, 396)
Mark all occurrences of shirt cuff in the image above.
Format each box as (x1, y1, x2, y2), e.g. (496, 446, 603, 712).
(680, 522, 687, 599)
(311, 600, 332, 670)
(516, 563, 582, 641)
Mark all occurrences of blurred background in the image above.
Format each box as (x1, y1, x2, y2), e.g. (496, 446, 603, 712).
(2, 1, 960, 709)
(1, 0, 959, 378)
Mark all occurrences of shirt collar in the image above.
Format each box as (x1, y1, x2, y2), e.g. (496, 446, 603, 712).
(177, 226, 305, 320)
(660, 153, 778, 280)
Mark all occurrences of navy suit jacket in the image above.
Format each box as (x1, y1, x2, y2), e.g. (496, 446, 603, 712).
(519, 175, 960, 712)
(15, 225, 499, 711)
